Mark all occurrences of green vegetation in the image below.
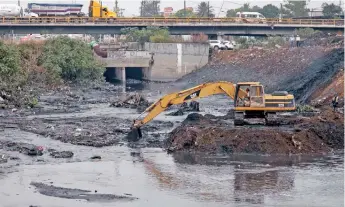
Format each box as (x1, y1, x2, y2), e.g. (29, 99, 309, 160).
(0, 41, 21, 82)
(322, 3, 343, 18)
(196, 2, 214, 17)
(0, 37, 105, 107)
(38, 36, 104, 83)
(267, 36, 286, 48)
(173, 9, 196, 18)
(139, 0, 160, 17)
(121, 26, 172, 44)
(297, 104, 316, 113)
(296, 28, 320, 38)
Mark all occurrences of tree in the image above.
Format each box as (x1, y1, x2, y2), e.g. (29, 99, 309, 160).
(261, 4, 280, 18)
(121, 27, 171, 45)
(226, 9, 237, 17)
(197, 2, 214, 17)
(174, 9, 196, 18)
(283, 0, 309, 18)
(140, 0, 160, 17)
(322, 3, 343, 17)
(226, 3, 262, 18)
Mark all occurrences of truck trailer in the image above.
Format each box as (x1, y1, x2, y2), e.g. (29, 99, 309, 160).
(27, 3, 84, 17)
(27, 1, 117, 18)
(0, 4, 38, 17)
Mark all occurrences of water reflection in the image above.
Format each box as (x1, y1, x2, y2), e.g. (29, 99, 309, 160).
(233, 168, 294, 205)
(133, 150, 299, 205)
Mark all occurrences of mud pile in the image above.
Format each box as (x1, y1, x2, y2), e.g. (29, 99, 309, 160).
(310, 70, 344, 107)
(166, 101, 200, 116)
(301, 32, 344, 47)
(110, 93, 151, 112)
(0, 140, 73, 158)
(165, 108, 343, 154)
(14, 116, 172, 148)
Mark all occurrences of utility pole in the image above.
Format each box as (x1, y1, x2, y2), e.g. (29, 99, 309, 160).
(207, 1, 210, 17)
(184, 0, 186, 17)
(140, 0, 143, 16)
(18, 0, 20, 6)
(120, 8, 125, 17)
(114, 0, 118, 13)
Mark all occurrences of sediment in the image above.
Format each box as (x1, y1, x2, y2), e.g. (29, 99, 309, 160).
(165, 107, 343, 154)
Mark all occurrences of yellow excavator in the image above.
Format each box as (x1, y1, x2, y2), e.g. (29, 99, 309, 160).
(131, 81, 296, 138)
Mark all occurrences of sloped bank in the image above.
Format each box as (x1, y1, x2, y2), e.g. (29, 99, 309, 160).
(177, 47, 344, 103)
(167, 43, 344, 154)
(165, 108, 343, 154)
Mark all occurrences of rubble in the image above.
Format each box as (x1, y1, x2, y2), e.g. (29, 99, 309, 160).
(110, 93, 151, 112)
(48, 149, 74, 159)
(0, 141, 44, 156)
(167, 101, 200, 116)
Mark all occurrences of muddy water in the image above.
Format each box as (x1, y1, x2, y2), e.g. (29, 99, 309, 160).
(0, 81, 344, 207)
(0, 143, 343, 207)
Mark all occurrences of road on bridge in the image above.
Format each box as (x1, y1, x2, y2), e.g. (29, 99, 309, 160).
(0, 17, 343, 35)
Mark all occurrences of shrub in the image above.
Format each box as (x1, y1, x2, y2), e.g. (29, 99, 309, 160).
(296, 28, 320, 38)
(266, 36, 286, 48)
(0, 41, 21, 80)
(38, 36, 105, 83)
(237, 37, 250, 49)
(149, 29, 171, 43)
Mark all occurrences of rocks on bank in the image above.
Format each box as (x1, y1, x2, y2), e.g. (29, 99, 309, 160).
(165, 108, 343, 154)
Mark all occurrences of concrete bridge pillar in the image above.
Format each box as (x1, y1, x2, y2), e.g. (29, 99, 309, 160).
(115, 67, 126, 83)
(142, 67, 152, 80)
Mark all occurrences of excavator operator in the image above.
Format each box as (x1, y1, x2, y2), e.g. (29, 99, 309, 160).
(244, 88, 251, 107)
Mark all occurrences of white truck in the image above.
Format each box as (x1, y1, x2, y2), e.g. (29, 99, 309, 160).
(0, 4, 38, 17)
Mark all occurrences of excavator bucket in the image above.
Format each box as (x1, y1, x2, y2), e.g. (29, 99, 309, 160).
(126, 127, 142, 142)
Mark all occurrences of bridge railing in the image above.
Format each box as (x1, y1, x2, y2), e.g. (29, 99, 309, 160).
(0, 17, 343, 26)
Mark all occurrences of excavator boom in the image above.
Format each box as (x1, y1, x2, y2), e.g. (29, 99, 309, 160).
(134, 81, 247, 128)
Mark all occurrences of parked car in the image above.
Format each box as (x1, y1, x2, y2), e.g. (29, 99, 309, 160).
(223, 41, 234, 50)
(208, 40, 226, 50)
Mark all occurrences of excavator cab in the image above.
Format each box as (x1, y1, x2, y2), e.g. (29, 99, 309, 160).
(234, 82, 265, 108)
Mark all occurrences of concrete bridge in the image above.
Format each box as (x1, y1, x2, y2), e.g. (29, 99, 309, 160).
(0, 17, 343, 36)
(99, 43, 209, 82)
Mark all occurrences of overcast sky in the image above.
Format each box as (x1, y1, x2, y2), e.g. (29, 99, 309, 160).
(2, 0, 343, 17)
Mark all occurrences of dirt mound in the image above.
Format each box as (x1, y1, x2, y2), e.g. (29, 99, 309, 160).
(310, 71, 344, 107)
(165, 108, 343, 154)
(177, 47, 344, 103)
(110, 93, 151, 112)
(278, 48, 344, 103)
(301, 33, 344, 47)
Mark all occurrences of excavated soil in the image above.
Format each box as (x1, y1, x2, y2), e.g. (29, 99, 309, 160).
(178, 47, 344, 103)
(165, 107, 343, 154)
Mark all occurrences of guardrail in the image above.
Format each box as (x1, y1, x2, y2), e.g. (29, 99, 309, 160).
(0, 17, 343, 26)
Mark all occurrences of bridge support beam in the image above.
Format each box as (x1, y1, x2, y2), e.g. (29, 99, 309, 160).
(115, 67, 126, 83)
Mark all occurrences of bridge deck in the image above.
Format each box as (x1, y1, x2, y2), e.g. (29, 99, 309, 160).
(0, 17, 342, 35)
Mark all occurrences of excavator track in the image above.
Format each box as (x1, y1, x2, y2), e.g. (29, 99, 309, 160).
(234, 112, 245, 126)
(265, 113, 280, 126)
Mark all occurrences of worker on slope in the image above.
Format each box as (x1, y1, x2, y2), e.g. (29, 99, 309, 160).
(289, 35, 295, 48)
(296, 35, 301, 47)
(332, 95, 339, 112)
